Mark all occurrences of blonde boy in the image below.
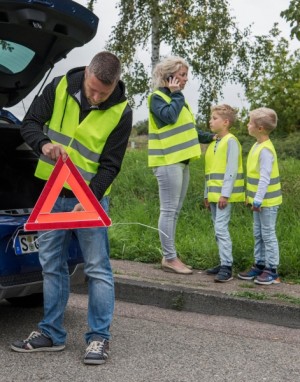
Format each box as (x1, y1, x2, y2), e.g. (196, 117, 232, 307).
(238, 107, 282, 285)
(204, 104, 245, 282)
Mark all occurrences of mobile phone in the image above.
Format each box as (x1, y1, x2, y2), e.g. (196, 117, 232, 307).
(167, 75, 173, 82)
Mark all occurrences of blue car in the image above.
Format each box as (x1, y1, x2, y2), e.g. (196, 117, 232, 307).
(0, 0, 98, 306)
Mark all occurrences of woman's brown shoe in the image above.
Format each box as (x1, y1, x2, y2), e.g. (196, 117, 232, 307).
(161, 258, 193, 275)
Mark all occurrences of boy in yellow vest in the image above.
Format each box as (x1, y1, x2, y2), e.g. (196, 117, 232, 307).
(238, 108, 282, 285)
(204, 104, 245, 282)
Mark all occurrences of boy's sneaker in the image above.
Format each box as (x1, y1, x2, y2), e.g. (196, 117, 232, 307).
(214, 265, 233, 283)
(11, 331, 65, 352)
(238, 265, 264, 280)
(254, 269, 280, 285)
(84, 338, 110, 365)
(206, 265, 221, 275)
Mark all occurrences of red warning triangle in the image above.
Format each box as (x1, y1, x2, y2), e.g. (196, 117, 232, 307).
(24, 156, 111, 231)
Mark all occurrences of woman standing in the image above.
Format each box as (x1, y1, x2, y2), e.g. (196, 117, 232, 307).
(148, 56, 214, 274)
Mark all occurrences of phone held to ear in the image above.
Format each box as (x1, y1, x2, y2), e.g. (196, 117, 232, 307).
(167, 75, 173, 82)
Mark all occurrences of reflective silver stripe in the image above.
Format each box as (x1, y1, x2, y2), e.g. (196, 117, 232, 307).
(148, 123, 195, 140)
(208, 186, 244, 194)
(206, 173, 244, 181)
(148, 138, 199, 156)
(40, 154, 55, 166)
(70, 139, 100, 163)
(48, 130, 100, 163)
(48, 130, 72, 146)
(247, 176, 281, 185)
(247, 189, 282, 199)
(39, 155, 95, 182)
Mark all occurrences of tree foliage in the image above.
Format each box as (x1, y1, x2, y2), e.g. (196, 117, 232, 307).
(281, 0, 300, 40)
(105, 0, 257, 119)
(243, 25, 300, 134)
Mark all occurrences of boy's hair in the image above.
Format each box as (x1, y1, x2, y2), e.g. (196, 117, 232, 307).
(211, 104, 237, 127)
(151, 56, 188, 90)
(249, 107, 277, 133)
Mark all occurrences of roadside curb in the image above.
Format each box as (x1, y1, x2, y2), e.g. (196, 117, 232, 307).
(114, 277, 300, 329)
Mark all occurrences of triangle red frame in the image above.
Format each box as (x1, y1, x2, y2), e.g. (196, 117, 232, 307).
(24, 156, 111, 231)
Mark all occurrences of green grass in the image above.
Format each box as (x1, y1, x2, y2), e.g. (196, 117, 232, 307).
(230, 291, 300, 305)
(109, 149, 300, 281)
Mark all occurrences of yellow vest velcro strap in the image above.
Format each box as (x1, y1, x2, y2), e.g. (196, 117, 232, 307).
(247, 189, 282, 199)
(148, 122, 195, 140)
(247, 176, 281, 186)
(149, 138, 199, 156)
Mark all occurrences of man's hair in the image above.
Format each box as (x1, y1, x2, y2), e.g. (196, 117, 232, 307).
(87, 51, 121, 85)
(249, 107, 277, 133)
(151, 56, 189, 90)
(211, 104, 237, 126)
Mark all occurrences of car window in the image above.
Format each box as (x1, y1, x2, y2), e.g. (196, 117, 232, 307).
(0, 40, 35, 74)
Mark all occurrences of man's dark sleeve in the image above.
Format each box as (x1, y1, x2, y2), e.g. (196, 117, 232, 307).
(89, 106, 133, 201)
(20, 78, 59, 154)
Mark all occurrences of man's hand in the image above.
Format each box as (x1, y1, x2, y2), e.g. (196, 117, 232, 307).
(218, 196, 228, 210)
(42, 143, 68, 162)
(72, 203, 84, 212)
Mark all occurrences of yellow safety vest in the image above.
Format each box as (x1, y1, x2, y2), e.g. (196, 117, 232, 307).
(35, 75, 128, 195)
(205, 133, 245, 203)
(247, 139, 282, 207)
(148, 90, 201, 167)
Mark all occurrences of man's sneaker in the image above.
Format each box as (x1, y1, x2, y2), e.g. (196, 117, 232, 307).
(214, 265, 233, 283)
(254, 269, 280, 285)
(206, 264, 221, 275)
(84, 338, 109, 365)
(238, 265, 264, 280)
(11, 331, 65, 353)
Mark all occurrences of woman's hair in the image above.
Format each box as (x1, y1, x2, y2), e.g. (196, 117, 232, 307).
(249, 107, 277, 133)
(151, 56, 189, 90)
(211, 104, 237, 126)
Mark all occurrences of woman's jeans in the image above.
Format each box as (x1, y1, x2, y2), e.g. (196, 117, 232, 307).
(153, 163, 189, 260)
(209, 202, 233, 266)
(253, 206, 279, 268)
(37, 196, 114, 345)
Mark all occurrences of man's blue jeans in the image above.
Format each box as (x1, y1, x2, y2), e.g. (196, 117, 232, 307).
(37, 196, 114, 345)
(253, 206, 279, 268)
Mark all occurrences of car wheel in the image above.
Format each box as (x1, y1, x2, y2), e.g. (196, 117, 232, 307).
(6, 293, 43, 308)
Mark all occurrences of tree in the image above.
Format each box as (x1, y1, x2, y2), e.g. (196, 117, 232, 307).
(243, 25, 300, 134)
(86, 0, 97, 12)
(281, 0, 300, 40)
(105, 0, 254, 121)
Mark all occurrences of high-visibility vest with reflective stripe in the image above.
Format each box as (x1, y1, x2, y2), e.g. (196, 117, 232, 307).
(205, 133, 245, 202)
(35, 76, 128, 195)
(148, 90, 201, 167)
(247, 139, 282, 207)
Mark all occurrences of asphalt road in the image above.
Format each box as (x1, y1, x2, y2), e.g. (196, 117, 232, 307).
(1, 293, 299, 382)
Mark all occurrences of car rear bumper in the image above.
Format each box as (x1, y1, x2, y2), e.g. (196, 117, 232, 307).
(0, 263, 85, 301)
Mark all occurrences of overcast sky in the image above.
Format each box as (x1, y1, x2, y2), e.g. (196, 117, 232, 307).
(11, 0, 299, 123)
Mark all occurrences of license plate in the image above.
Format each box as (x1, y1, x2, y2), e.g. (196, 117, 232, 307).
(14, 232, 39, 255)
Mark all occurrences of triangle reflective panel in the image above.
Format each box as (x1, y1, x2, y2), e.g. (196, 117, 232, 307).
(24, 156, 111, 231)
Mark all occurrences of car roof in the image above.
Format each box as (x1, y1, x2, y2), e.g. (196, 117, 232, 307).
(0, 0, 99, 108)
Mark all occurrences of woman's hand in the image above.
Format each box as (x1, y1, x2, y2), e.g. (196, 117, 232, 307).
(167, 76, 181, 93)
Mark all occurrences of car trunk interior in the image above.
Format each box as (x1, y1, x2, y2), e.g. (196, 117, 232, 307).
(0, 122, 44, 211)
